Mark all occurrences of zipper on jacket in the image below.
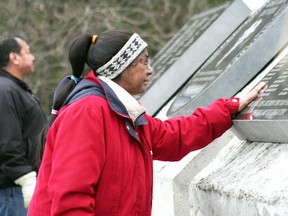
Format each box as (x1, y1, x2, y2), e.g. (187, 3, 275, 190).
(125, 120, 149, 159)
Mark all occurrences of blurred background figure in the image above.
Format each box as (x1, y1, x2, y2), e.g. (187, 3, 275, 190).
(0, 36, 47, 216)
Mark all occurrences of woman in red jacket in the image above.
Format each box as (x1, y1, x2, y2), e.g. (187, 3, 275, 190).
(28, 29, 265, 216)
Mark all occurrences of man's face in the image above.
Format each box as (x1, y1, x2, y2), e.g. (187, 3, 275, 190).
(15, 38, 36, 77)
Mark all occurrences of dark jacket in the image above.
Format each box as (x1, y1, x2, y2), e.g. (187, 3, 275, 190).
(0, 69, 47, 188)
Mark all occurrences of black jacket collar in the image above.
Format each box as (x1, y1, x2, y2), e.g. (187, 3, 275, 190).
(0, 68, 33, 94)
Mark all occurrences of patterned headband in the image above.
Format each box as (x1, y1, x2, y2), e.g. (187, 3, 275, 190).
(95, 33, 147, 79)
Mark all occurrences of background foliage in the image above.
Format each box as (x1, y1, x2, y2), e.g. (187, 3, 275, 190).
(0, 0, 230, 114)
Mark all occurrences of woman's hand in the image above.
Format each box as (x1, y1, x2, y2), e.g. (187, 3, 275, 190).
(238, 82, 267, 112)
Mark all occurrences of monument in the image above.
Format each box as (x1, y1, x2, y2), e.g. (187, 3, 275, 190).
(139, 0, 253, 116)
(167, 0, 288, 117)
(232, 46, 288, 143)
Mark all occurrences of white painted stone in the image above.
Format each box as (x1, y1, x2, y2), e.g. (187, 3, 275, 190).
(190, 138, 288, 216)
(151, 1, 273, 215)
(242, 0, 269, 11)
(152, 130, 236, 216)
(152, 151, 200, 216)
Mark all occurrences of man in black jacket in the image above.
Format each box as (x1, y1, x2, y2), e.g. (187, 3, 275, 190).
(0, 36, 46, 215)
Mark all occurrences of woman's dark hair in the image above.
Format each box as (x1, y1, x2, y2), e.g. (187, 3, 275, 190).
(36, 29, 134, 167)
(0, 37, 21, 68)
(86, 29, 133, 70)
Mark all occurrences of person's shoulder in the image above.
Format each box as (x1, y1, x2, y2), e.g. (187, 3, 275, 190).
(0, 76, 20, 93)
(0, 75, 15, 85)
(57, 95, 108, 123)
(64, 94, 108, 113)
(78, 94, 107, 107)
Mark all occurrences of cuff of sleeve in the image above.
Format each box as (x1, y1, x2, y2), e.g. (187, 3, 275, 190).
(14, 171, 37, 185)
(228, 97, 239, 116)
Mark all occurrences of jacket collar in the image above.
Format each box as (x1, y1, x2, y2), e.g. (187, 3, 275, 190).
(0, 68, 33, 94)
(69, 71, 148, 126)
(98, 76, 146, 123)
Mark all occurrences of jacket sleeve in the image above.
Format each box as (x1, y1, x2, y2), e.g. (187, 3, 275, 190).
(0, 89, 32, 180)
(147, 98, 239, 161)
(46, 105, 106, 216)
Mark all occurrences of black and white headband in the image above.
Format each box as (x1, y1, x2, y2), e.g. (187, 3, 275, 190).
(95, 33, 147, 79)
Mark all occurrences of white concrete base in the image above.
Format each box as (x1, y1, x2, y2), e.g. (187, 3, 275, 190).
(190, 137, 288, 216)
(152, 130, 235, 216)
(152, 151, 200, 216)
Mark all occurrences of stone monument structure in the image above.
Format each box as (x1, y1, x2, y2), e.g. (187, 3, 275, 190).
(151, 0, 288, 215)
(232, 48, 288, 143)
(167, 0, 288, 117)
(139, 0, 253, 116)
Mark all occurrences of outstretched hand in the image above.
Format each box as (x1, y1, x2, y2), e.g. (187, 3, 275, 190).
(238, 82, 267, 112)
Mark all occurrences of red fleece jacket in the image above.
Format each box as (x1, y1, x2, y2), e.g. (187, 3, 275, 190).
(28, 72, 238, 216)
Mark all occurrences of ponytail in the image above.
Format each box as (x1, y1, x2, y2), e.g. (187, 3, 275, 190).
(36, 30, 134, 168)
(35, 34, 93, 168)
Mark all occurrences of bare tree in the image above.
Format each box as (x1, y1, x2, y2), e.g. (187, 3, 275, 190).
(0, 0, 230, 114)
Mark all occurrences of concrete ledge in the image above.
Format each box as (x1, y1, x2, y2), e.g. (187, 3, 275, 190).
(189, 137, 288, 216)
(152, 130, 235, 216)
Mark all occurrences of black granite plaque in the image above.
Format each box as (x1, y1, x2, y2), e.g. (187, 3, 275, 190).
(232, 49, 288, 143)
(236, 55, 288, 121)
(146, 4, 227, 91)
(167, 0, 288, 117)
(139, 0, 252, 116)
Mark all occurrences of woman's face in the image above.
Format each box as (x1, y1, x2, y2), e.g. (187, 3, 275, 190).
(114, 49, 153, 95)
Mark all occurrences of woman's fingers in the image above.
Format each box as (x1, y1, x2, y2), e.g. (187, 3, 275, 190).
(238, 82, 268, 112)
